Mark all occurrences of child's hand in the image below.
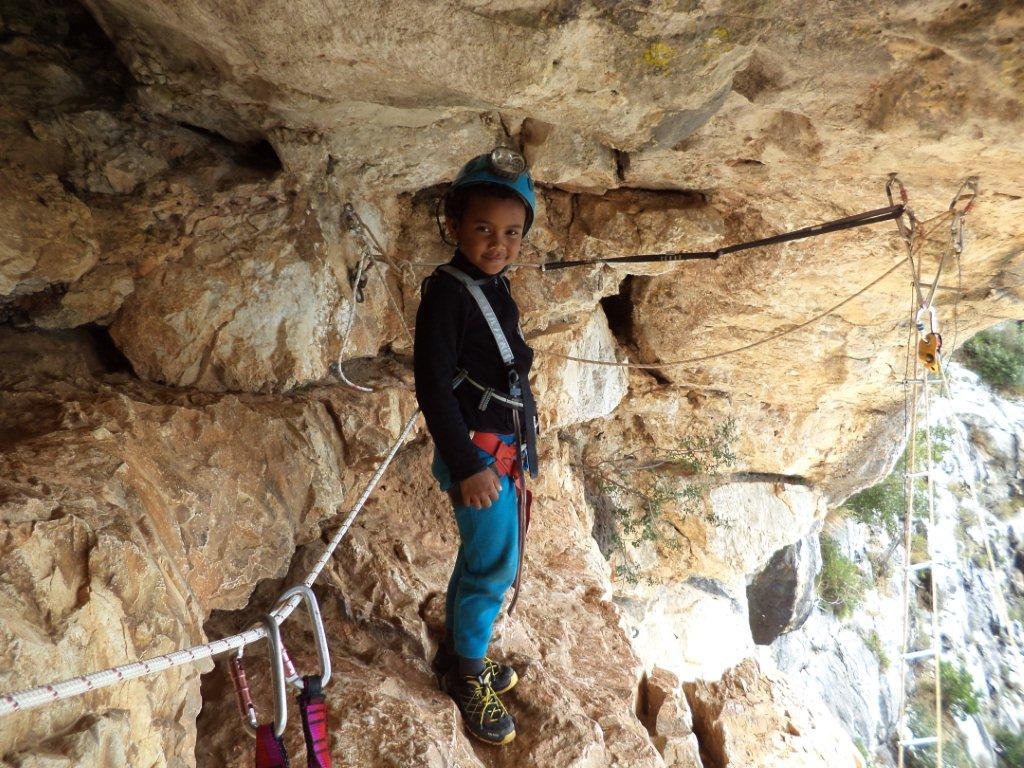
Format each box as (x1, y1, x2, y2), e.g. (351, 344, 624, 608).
(459, 467, 502, 510)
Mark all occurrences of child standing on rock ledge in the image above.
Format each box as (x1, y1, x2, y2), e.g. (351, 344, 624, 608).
(413, 147, 540, 746)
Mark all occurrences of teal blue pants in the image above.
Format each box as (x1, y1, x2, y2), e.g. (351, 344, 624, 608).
(432, 436, 520, 660)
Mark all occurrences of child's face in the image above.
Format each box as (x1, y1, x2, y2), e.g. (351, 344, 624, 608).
(447, 194, 527, 275)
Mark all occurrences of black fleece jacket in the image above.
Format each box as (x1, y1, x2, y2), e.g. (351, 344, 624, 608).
(413, 250, 537, 483)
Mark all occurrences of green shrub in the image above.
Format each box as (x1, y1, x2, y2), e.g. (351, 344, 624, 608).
(906, 699, 975, 768)
(995, 728, 1024, 768)
(854, 738, 873, 767)
(817, 537, 868, 619)
(842, 473, 906, 537)
(585, 418, 737, 577)
(961, 321, 1024, 396)
(838, 427, 950, 538)
(939, 660, 980, 719)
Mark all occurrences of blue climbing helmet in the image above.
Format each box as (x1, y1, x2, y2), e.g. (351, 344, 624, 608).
(445, 147, 536, 236)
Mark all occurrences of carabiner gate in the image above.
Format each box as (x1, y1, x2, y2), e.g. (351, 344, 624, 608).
(948, 175, 979, 216)
(260, 615, 289, 738)
(228, 646, 260, 737)
(274, 585, 332, 691)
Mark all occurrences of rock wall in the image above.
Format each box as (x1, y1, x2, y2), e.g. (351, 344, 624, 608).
(1, 1, 1022, 767)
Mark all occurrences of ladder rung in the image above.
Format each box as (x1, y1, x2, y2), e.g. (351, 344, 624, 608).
(903, 648, 941, 662)
(906, 471, 932, 478)
(903, 378, 939, 385)
(907, 560, 935, 573)
(901, 736, 939, 748)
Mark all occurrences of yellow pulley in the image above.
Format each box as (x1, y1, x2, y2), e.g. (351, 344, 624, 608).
(917, 332, 942, 373)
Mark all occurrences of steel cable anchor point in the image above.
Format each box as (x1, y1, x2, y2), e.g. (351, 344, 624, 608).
(886, 173, 916, 244)
(949, 176, 979, 216)
(273, 585, 332, 691)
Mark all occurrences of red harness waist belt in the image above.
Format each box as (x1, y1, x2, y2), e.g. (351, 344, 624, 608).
(470, 432, 532, 534)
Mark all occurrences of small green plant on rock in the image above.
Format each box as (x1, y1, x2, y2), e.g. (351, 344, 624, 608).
(585, 418, 737, 578)
(854, 738, 873, 767)
(961, 321, 1024, 396)
(817, 536, 868, 619)
(938, 660, 981, 719)
(838, 426, 950, 539)
(863, 630, 889, 670)
(906, 699, 975, 768)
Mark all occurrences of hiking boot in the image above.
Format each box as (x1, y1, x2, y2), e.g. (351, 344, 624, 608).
(447, 669, 516, 745)
(432, 644, 518, 695)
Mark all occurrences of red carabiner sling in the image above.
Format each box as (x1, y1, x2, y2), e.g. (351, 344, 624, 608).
(471, 432, 532, 534)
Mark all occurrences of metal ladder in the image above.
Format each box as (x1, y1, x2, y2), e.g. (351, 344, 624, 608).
(895, 365, 945, 767)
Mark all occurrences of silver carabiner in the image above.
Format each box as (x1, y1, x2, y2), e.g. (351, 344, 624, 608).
(885, 173, 915, 245)
(915, 305, 938, 336)
(260, 615, 289, 738)
(274, 585, 332, 690)
(948, 175, 979, 216)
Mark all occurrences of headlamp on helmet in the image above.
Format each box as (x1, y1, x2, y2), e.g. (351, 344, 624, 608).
(438, 147, 537, 244)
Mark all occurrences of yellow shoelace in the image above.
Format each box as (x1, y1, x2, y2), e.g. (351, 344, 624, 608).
(466, 676, 508, 725)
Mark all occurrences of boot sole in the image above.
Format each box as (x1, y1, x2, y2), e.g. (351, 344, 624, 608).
(467, 727, 516, 746)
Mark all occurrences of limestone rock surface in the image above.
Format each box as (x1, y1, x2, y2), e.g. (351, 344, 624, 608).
(196, 437, 665, 768)
(0, 327, 416, 765)
(685, 658, 863, 768)
(746, 534, 821, 645)
(639, 667, 703, 768)
(2, 1, 1023, 768)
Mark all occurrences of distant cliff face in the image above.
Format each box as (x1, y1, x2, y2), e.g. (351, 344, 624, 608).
(1, 1, 1021, 766)
(773, 364, 1024, 767)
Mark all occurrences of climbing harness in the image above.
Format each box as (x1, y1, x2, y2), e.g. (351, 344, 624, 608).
(438, 263, 538, 613)
(437, 265, 538, 480)
(452, 369, 524, 411)
(540, 202, 906, 271)
(474, 429, 532, 529)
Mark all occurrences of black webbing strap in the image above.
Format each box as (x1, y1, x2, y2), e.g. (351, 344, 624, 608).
(541, 204, 906, 271)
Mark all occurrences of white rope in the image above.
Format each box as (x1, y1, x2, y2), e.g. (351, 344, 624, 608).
(334, 246, 375, 393)
(0, 411, 420, 718)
